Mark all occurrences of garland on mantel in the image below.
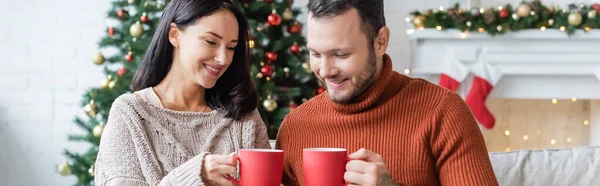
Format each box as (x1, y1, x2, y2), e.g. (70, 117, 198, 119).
(409, 0, 600, 36)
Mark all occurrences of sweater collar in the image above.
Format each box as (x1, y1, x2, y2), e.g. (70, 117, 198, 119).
(326, 54, 403, 114)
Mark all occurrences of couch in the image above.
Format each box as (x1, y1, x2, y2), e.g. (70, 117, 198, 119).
(489, 146, 600, 185)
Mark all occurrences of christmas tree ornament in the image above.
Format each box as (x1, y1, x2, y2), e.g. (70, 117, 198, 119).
(100, 77, 110, 89)
(58, 161, 72, 176)
(140, 12, 149, 23)
(548, 19, 555, 26)
(108, 26, 114, 37)
(84, 100, 98, 118)
(283, 67, 290, 73)
(288, 23, 302, 33)
(593, 3, 600, 12)
(264, 0, 274, 3)
(93, 124, 104, 137)
(89, 164, 95, 176)
(256, 72, 264, 79)
(267, 12, 282, 27)
(283, 8, 293, 20)
(517, 4, 531, 17)
(117, 68, 128, 77)
(248, 39, 255, 48)
(266, 51, 278, 61)
(466, 21, 472, 27)
(302, 62, 312, 73)
(117, 9, 127, 19)
(125, 51, 134, 62)
(108, 79, 117, 89)
(317, 87, 326, 94)
(157, 1, 163, 8)
(289, 100, 298, 110)
(499, 9, 509, 19)
(413, 16, 425, 28)
(512, 14, 519, 20)
(290, 43, 300, 54)
(568, 12, 582, 26)
(261, 65, 274, 77)
(92, 52, 105, 65)
(256, 25, 264, 32)
(130, 21, 144, 38)
(263, 97, 277, 112)
(588, 10, 597, 19)
(128, 0, 136, 4)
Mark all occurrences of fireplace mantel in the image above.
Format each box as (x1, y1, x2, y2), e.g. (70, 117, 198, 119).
(408, 29, 600, 146)
(408, 29, 600, 99)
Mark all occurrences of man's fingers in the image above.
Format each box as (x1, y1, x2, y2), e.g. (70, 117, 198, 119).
(344, 171, 365, 185)
(345, 160, 371, 173)
(348, 148, 384, 162)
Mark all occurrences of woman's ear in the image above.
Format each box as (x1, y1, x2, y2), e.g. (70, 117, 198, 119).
(168, 23, 180, 47)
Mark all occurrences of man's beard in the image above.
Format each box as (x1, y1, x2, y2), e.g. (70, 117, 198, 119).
(322, 50, 377, 104)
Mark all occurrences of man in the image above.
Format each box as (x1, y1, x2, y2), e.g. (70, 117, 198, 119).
(275, 0, 499, 185)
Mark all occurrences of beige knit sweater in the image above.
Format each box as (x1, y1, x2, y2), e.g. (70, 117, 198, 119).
(94, 88, 271, 186)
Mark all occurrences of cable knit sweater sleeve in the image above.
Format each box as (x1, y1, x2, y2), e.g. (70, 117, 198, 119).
(94, 96, 208, 186)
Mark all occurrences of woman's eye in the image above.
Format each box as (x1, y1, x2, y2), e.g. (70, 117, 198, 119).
(205, 40, 217, 45)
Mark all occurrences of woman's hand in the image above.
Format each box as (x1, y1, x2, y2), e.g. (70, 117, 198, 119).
(201, 154, 237, 186)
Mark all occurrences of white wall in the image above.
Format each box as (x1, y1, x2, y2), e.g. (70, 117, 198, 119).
(0, 0, 593, 185)
(0, 0, 108, 185)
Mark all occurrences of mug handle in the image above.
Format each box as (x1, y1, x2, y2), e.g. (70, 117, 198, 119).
(226, 156, 241, 185)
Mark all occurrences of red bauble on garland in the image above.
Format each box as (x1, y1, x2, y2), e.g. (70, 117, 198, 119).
(117, 9, 128, 18)
(140, 12, 149, 23)
(593, 3, 600, 12)
(264, 0, 274, 3)
(499, 9, 509, 19)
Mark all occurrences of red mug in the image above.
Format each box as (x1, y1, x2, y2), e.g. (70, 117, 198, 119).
(226, 149, 284, 186)
(303, 148, 349, 186)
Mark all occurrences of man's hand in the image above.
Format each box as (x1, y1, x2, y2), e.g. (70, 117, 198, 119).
(344, 148, 398, 186)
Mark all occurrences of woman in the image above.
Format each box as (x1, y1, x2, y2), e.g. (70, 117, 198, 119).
(94, 0, 271, 185)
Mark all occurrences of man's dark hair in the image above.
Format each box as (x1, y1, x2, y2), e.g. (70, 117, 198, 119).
(307, 0, 385, 45)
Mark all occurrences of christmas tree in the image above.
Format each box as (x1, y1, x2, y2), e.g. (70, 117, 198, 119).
(58, 0, 318, 185)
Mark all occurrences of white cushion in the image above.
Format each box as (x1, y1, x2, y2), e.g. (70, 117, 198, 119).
(489, 146, 600, 186)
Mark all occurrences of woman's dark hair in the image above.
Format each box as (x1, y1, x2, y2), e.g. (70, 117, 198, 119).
(132, 0, 258, 120)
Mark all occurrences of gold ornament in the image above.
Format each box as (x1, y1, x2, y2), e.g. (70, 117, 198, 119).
(89, 164, 95, 176)
(93, 124, 104, 137)
(588, 10, 597, 19)
(130, 21, 144, 38)
(283, 8, 293, 20)
(517, 4, 531, 17)
(256, 72, 264, 79)
(568, 12, 583, 26)
(248, 40, 255, 48)
(84, 100, 98, 118)
(413, 16, 425, 28)
(100, 76, 110, 89)
(92, 52, 105, 65)
(263, 97, 278, 112)
(302, 62, 312, 73)
(108, 79, 117, 89)
(128, 0, 136, 4)
(157, 1, 163, 8)
(58, 161, 72, 176)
